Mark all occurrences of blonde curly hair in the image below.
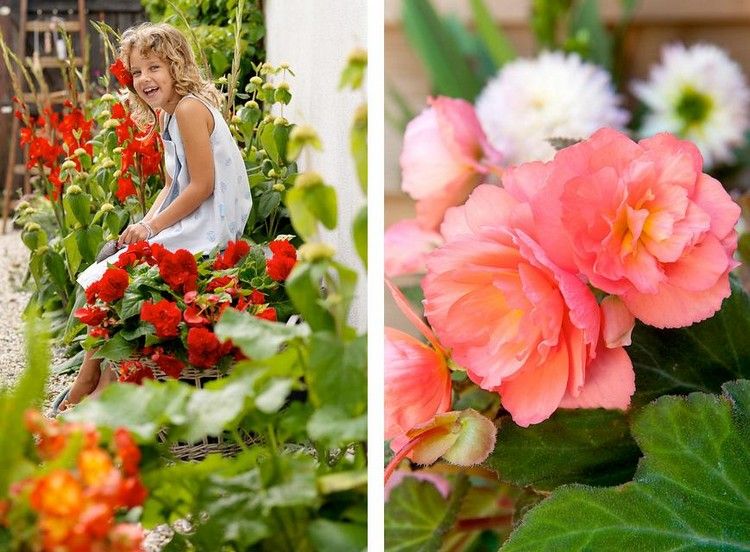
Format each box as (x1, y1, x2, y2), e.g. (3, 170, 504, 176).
(118, 22, 223, 129)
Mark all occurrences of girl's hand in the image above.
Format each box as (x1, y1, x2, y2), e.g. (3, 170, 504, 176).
(118, 223, 151, 246)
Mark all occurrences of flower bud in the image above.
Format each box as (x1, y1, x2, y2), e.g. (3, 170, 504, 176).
(103, 118, 120, 129)
(113, 147, 124, 154)
(347, 48, 368, 65)
(262, 115, 273, 125)
(273, 183, 285, 192)
(74, 147, 87, 157)
(66, 184, 83, 195)
(231, 115, 241, 124)
(16, 200, 30, 211)
(216, 76, 228, 85)
(99, 203, 115, 212)
(262, 82, 274, 92)
(24, 222, 41, 232)
(402, 409, 496, 466)
(250, 76, 263, 86)
(280, 62, 290, 70)
(113, 169, 122, 178)
(295, 171, 324, 189)
(101, 93, 115, 102)
(244, 100, 259, 110)
(273, 116, 288, 126)
(98, 110, 111, 119)
(100, 159, 116, 169)
(268, 169, 278, 178)
(299, 242, 335, 262)
(278, 82, 290, 91)
(61, 160, 77, 170)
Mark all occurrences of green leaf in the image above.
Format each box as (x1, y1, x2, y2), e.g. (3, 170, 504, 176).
(285, 262, 336, 331)
(352, 206, 367, 268)
(64, 192, 92, 226)
(485, 409, 639, 491)
(63, 231, 83, 276)
(285, 183, 338, 239)
(260, 123, 281, 164)
(215, 308, 310, 360)
(257, 191, 281, 219)
(307, 406, 367, 447)
(307, 333, 366, 416)
(385, 478, 449, 552)
(255, 378, 293, 414)
(171, 376, 255, 443)
(501, 381, 750, 551)
(568, 0, 612, 69)
(63, 379, 191, 441)
(92, 333, 136, 362)
(44, 250, 69, 293)
(402, 0, 483, 100)
(351, 105, 367, 193)
(308, 519, 367, 552)
(629, 276, 750, 406)
(75, 225, 104, 263)
(469, 0, 516, 66)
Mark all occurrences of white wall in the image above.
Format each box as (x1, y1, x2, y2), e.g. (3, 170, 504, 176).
(265, 0, 367, 331)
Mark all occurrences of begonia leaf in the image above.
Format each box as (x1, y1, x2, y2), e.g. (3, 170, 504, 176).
(307, 406, 367, 447)
(352, 206, 367, 268)
(215, 308, 310, 359)
(384, 477, 449, 552)
(629, 276, 750, 405)
(500, 380, 750, 551)
(307, 332, 366, 416)
(62, 379, 190, 441)
(308, 519, 367, 552)
(485, 409, 639, 491)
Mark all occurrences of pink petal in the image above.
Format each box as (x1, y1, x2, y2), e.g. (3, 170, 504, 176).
(440, 184, 517, 241)
(622, 269, 732, 328)
(601, 295, 635, 348)
(385, 470, 451, 501)
(385, 328, 452, 440)
(431, 96, 486, 164)
(400, 108, 466, 200)
(499, 343, 570, 427)
(385, 220, 443, 277)
(664, 234, 732, 292)
(559, 344, 635, 410)
(692, 174, 742, 239)
(414, 173, 482, 230)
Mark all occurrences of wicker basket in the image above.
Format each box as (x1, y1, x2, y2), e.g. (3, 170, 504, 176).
(111, 358, 260, 461)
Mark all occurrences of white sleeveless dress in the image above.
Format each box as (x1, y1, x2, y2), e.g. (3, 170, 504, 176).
(77, 94, 252, 289)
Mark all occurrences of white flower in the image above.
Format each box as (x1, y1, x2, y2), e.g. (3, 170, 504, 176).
(632, 43, 750, 168)
(475, 51, 628, 165)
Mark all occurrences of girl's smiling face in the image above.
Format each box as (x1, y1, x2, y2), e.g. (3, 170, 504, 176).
(129, 50, 181, 113)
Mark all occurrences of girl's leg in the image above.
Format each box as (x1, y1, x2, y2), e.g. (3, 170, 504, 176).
(58, 348, 102, 412)
(91, 365, 117, 396)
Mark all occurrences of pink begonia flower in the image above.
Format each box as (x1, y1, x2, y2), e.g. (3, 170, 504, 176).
(385, 280, 452, 442)
(423, 184, 635, 427)
(400, 96, 503, 231)
(385, 219, 444, 277)
(550, 129, 741, 328)
(385, 470, 451, 501)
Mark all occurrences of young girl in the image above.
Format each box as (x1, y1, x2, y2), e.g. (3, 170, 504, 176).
(58, 22, 251, 411)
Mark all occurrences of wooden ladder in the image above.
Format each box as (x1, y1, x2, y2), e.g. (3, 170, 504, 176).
(2, 0, 87, 233)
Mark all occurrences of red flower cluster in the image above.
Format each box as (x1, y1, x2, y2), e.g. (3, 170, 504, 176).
(4, 411, 147, 552)
(267, 240, 297, 281)
(109, 59, 133, 88)
(140, 299, 181, 338)
(85, 240, 290, 374)
(214, 240, 251, 270)
(158, 248, 199, 293)
(118, 360, 154, 384)
(85, 267, 129, 304)
(187, 326, 230, 368)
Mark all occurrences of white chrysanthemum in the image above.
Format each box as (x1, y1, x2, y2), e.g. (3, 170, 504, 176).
(475, 51, 628, 165)
(633, 43, 750, 168)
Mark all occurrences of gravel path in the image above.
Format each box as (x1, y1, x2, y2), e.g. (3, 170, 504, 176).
(0, 229, 74, 407)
